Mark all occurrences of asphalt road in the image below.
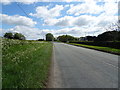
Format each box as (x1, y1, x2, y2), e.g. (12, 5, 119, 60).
(48, 42, 118, 88)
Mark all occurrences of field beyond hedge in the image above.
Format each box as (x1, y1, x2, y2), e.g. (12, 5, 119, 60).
(2, 39, 53, 88)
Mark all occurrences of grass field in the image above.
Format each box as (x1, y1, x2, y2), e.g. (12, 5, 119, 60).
(2, 39, 53, 88)
(69, 43, 120, 55)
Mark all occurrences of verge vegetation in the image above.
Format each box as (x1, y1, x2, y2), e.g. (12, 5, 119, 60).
(2, 39, 53, 88)
(68, 43, 120, 55)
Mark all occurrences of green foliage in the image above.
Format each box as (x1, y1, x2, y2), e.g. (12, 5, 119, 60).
(4, 32, 26, 40)
(37, 39, 44, 41)
(70, 41, 120, 49)
(46, 33, 54, 41)
(14, 33, 26, 40)
(69, 43, 120, 55)
(57, 35, 77, 42)
(2, 39, 53, 88)
(56, 31, 120, 42)
(4, 32, 13, 39)
(86, 36, 96, 41)
(95, 31, 120, 41)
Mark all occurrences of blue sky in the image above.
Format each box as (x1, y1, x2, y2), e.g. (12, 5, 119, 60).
(1, 0, 118, 40)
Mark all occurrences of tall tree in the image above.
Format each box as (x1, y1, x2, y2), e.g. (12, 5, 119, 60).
(46, 33, 54, 41)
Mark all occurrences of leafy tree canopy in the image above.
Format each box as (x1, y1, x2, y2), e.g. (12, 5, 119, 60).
(46, 33, 54, 41)
(14, 33, 26, 40)
(4, 32, 13, 39)
(57, 35, 77, 42)
(4, 32, 26, 40)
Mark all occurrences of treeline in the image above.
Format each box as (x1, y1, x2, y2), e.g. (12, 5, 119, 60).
(3, 30, 120, 42)
(49, 30, 120, 49)
(4, 32, 26, 40)
(55, 30, 120, 42)
(95, 31, 120, 41)
(69, 31, 120, 49)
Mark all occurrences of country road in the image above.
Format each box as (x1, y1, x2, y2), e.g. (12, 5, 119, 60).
(48, 42, 118, 88)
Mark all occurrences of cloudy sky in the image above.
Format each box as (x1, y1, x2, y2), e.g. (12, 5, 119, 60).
(0, 0, 119, 40)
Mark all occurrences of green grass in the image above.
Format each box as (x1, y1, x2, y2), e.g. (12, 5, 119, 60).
(69, 43, 120, 54)
(2, 39, 53, 88)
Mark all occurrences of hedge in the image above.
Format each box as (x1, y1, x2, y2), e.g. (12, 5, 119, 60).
(69, 41, 120, 49)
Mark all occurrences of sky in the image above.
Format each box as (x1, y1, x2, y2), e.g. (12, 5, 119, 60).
(0, 0, 119, 40)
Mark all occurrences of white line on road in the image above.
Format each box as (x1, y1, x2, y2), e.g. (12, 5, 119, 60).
(102, 61, 119, 69)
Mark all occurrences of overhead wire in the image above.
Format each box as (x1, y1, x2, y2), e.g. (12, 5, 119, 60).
(15, 2, 30, 18)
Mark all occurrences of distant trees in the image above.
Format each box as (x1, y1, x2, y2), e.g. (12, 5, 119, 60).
(4, 30, 119, 42)
(4, 32, 26, 40)
(14, 33, 26, 40)
(86, 36, 96, 41)
(4, 32, 13, 39)
(57, 35, 78, 42)
(37, 39, 44, 41)
(95, 31, 120, 41)
(46, 33, 54, 41)
(56, 30, 120, 42)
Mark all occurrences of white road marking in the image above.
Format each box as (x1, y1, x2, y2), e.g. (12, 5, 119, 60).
(102, 61, 119, 69)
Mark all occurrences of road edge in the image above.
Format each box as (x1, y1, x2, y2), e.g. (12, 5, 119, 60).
(47, 43, 54, 88)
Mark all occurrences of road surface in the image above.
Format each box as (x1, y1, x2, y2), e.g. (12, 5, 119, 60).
(48, 42, 118, 88)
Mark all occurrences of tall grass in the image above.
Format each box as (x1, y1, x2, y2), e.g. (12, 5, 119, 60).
(2, 39, 53, 88)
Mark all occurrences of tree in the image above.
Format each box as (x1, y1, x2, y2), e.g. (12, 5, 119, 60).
(38, 39, 44, 41)
(14, 33, 26, 40)
(95, 31, 119, 41)
(86, 36, 96, 41)
(4, 32, 13, 39)
(57, 35, 76, 42)
(46, 33, 54, 41)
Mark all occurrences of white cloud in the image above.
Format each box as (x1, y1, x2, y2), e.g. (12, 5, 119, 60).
(30, 5, 64, 19)
(1, 0, 118, 5)
(67, 1, 118, 16)
(44, 15, 96, 27)
(4, 26, 43, 40)
(0, 28, 3, 36)
(67, 3, 103, 15)
(50, 26, 107, 37)
(96, 15, 117, 27)
(1, 0, 119, 40)
(1, 0, 39, 5)
(73, 15, 94, 27)
(1, 14, 37, 27)
(3, 21, 115, 40)
(44, 16, 73, 26)
(1, 0, 11, 5)
(103, 2, 118, 16)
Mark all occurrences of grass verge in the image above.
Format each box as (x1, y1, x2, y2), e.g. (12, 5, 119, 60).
(68, 43, 120, 55)
(2, 39, 53, 88)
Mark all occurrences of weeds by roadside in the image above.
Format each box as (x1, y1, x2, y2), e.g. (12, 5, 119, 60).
(2, 39, 53, 88)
